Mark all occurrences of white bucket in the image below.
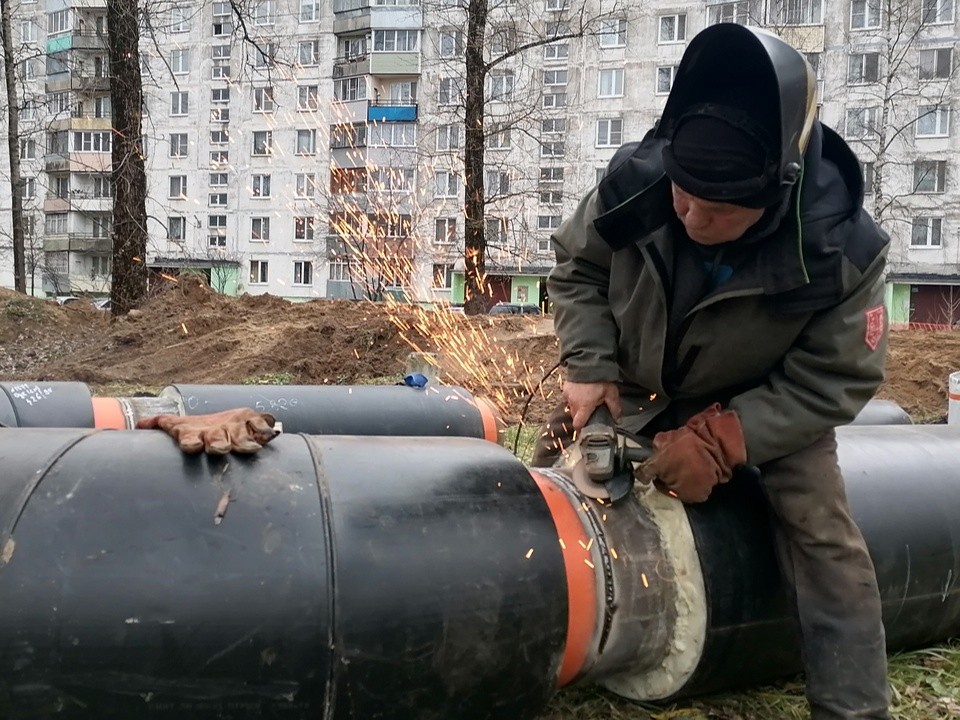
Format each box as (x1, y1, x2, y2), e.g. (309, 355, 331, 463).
(949, 372, 960, 425)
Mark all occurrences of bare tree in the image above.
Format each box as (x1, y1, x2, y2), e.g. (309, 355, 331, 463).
(0, 0, 26, 292)
(107, 0, 148, 314)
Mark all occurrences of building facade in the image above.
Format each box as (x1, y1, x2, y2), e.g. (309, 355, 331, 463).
(0, 0, 957, 323)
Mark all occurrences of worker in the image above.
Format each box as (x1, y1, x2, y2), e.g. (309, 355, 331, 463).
(532, 24, 890, 720)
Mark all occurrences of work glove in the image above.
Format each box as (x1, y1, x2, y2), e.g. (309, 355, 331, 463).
(136, 408, 280, 455)
(640, 403, 747, 503)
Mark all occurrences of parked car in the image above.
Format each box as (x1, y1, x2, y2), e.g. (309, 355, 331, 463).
(54, 295, 82, 306)
(93, 297, 111, 311)
(488, 303, 543, 316)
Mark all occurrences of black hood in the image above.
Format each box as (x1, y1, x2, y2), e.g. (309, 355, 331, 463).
(655, 24, 818, 194)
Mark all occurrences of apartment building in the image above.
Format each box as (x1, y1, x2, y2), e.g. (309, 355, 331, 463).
(0, 0, 958, 324)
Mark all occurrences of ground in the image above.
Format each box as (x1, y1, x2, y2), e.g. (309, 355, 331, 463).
(1, 278, 956, 425)
(2, 281, 959, 719)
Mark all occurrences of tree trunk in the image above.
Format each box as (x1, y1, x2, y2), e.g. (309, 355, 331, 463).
(107, 0, 147, 314)
(462, 0, 489, 316)
(1, 0, 25, 293)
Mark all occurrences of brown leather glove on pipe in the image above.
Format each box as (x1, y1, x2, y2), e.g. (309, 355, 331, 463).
(136, 408, 279, 455)
(641, 403, 748, 504)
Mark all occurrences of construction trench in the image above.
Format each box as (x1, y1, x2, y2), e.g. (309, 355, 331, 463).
(0, 382, 958, 719)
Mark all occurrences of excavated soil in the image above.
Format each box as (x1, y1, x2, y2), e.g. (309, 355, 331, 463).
(1, 279, 957, 424)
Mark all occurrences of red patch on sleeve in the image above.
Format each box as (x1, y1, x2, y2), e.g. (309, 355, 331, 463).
(864, 305, 886, 351)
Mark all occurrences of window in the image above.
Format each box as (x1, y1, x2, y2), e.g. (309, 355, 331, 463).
(210, 173, 228, 187)
(370, 167, 415, 193)
(922, 0, 954, 23)
(437, 124, 462, 150)
(171, 48, 190, 74)
(658, 14, 686, 43)
(388, 80, 417, 104)
(300, 0, 319, 21)
(48, 9, 69, 35)
(298, 39, 320, 66)
(210, 129, 229, 145)
(296, 129, 317, 155)
(850, 0, 881, 28)
(917, 105, 951, 137)
(544, 43, 569, 61)
(435, 171, 460, 198)
(295, 216, 316, 241)
(845, 107, 879, 138)
(439, 29, 462, 57)
(209, 192, 227, 206)
(545, 0, 568, 9)
(910, 217, 942, 247)
(91, 216, 112, 239)
(253, 86, 274, 113)
(211, 108, 230, 123)
(21, 178, 36, 199)
(211, 87, 230, 104)
(489, 23, 517, 55)
(862, 161, 874, 194)
(487, 123, 511, 149)
(169, 175, 187, 199)
(542, 91, 567, 108)
(252, 44, 275, 71)
(848, 53, 880, 84)
(210, 150, 229, 165)
(291, 261, 313, 286)
(538, 215, 562, 231)
(485, 170, 510, 198)
(250, 260, 269, 284)
(369, 213, 412, 239)
(45, 213, 68, 234)
(335, 77, 367, 101)
(21, 20, 38, 43)
(252, 130, 273, 156)
(489, 70, 515, 101)
(170, 7, 190, 32)
(251, 217, 270, 241)
(432, 264, 454, 289)
(919, 49, 952, 80)
(74, 131, 112, 152)
(544, 69, 568, 87)
(546, 21, 569, 38)
(298, 85, 319, 111)
(439, 77, 462, 105)
(328, 259, 349, 282)
(369, 123, 417, 146)
(254, 0, 275, 25)
(53, 176, 69, 199)
(774, 0, 823, 25)
(373, 29, 419, 52)
(599, 18, 626, 47)
(20, 139, 36, 159)
(209, 215, 227, 231)
(540, 167, 564, 184)
(94, 176, 112, 197)
(212, 1, 232, 35)
(541, 118, 566, 135)
(339, 35, 367, 59)
(486, 217, 508, 245)
(296, 173, 317, 198)
(707, 0, 752, 24)
(330, 168, 365, 194)
(914, 160, 947, 192)
(541, 140, 565, 157)
(251, 174, 271, 198)
(435, 218, 457, 245)
(90, 256, 111, 277)
(168, 91, 187, 116)
(167, 216, 186, 240)
(598, 68, 624, 97)
(539, 189, 563, 204)
(597, 118, 623, 147)
(656, 65, 678, 94)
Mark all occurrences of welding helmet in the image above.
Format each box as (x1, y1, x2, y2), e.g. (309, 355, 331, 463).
(656, 24, 818, 208)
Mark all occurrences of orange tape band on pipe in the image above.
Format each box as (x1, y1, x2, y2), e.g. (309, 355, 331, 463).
(532, 471, 597, 687)
(91, 397, 127, 429)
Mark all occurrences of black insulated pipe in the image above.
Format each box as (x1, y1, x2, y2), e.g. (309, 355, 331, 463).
(0, 430, 565, 720)
(0, 381, 94, 428)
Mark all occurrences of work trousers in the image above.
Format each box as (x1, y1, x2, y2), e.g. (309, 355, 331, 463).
(531, 405, 891, 720)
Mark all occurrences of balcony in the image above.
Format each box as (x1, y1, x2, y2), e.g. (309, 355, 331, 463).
(71, 74, 111, 92)
(43, 234, 111, 254)
(70, 30, 108, 50)
(368, 100, 417, 122)
(44, 153, 70, 172)
(333, 52, 421, 77)
(44, 152, 112, 174)
(333, 0, 421, 32)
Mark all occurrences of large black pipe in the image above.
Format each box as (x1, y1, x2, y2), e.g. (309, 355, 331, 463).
(0, 382, 500, 441)
(2, 426, 958, 718)
(0, 430, 565, 719)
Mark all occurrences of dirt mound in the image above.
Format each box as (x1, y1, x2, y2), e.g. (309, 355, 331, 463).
(2, 279, 957, 425)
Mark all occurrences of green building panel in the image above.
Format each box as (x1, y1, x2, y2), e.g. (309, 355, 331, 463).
(886, 282, 910, 326)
